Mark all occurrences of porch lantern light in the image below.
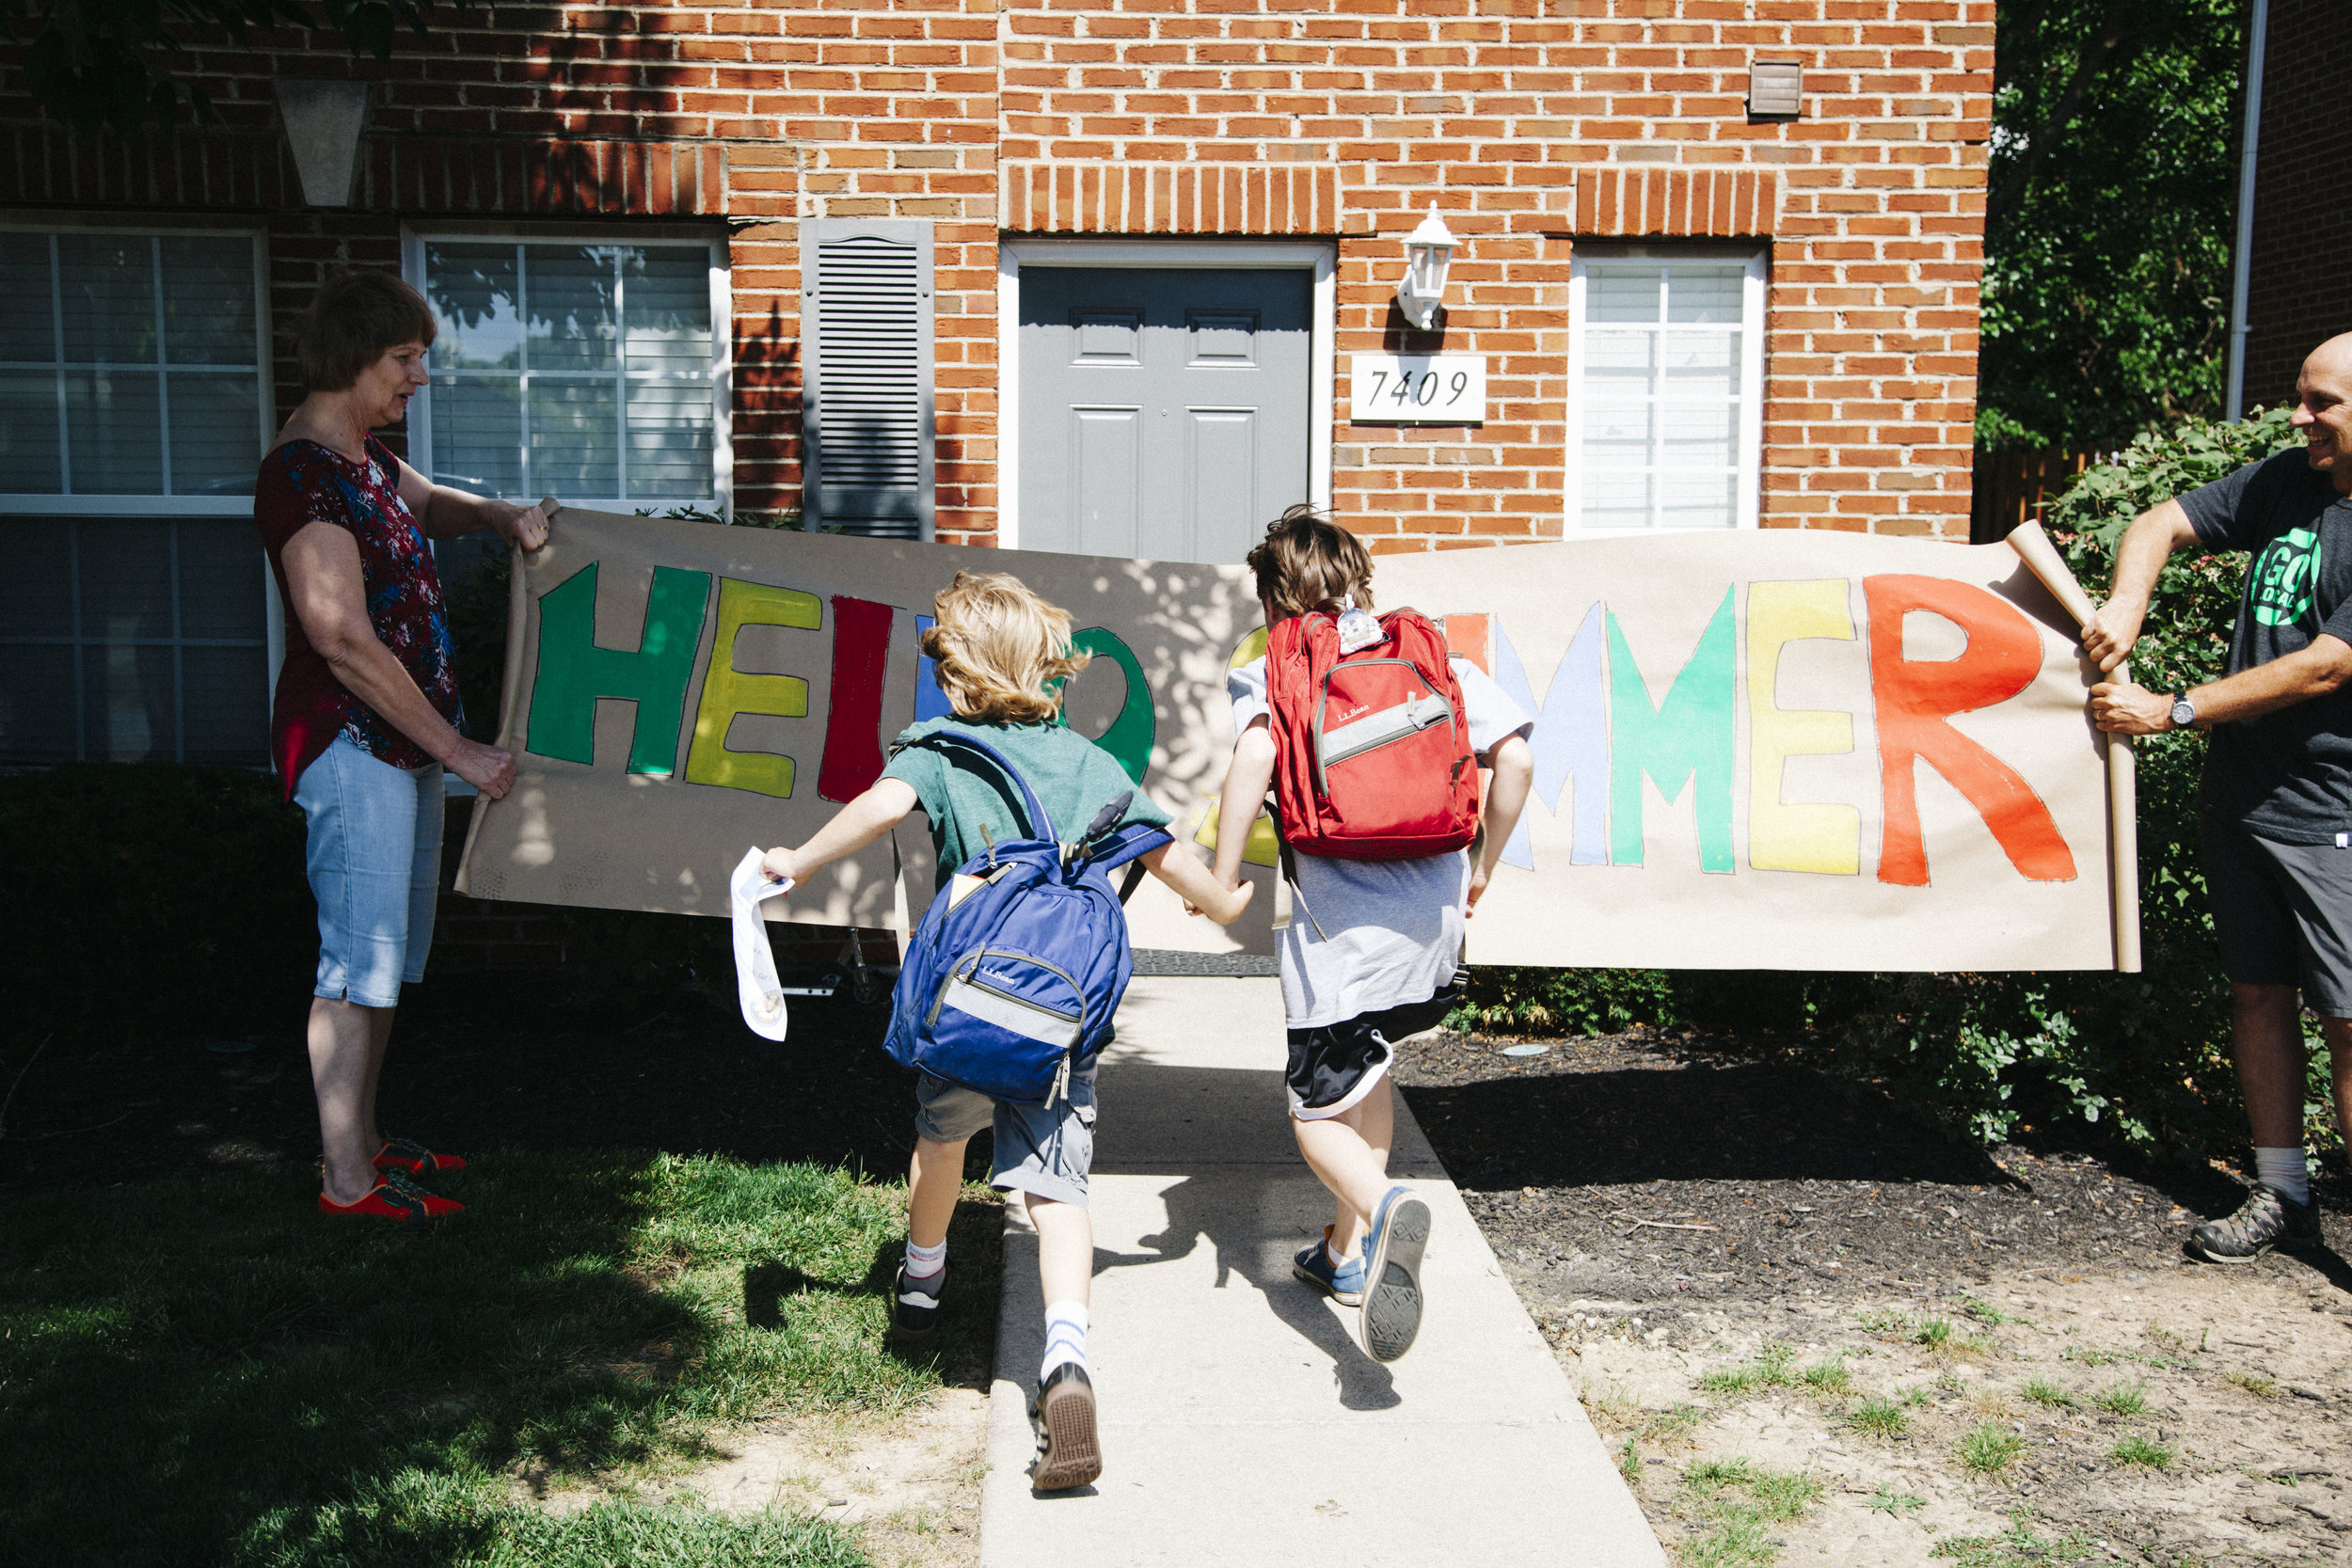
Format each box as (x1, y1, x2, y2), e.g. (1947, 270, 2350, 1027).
(1393, 203, 1457, 330)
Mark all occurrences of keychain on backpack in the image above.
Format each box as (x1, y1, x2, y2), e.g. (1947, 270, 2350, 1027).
(1334, 594, 1384, 655)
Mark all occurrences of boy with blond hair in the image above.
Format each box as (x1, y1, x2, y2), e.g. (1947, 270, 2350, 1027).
(1202, 507, 1534, 1363)
(761, 570, 1251, 1491)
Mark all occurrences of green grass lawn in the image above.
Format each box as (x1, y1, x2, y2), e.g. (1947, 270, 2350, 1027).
(0, 1152, 1000, 1567)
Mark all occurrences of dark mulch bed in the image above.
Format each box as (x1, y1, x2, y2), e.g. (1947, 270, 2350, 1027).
(1391, 1025, 2352, 1310)
(0, 968, 951, 1196)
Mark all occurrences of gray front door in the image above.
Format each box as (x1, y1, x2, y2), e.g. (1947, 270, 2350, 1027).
(1018, 266, 1312, 563)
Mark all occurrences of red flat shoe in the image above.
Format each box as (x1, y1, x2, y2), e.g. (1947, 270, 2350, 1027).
(320, 1172, 464, 1220)
(373, 1137, 468, 1177)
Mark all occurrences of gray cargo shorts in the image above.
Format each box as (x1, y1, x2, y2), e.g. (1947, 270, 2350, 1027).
(2201, 817, 2352, 1017)
(913, 1062, 1098, 1209)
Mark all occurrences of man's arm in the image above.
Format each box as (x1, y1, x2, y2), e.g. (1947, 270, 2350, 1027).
(2081, 499, 2201, 673)
(2093, 636, 2352, 736)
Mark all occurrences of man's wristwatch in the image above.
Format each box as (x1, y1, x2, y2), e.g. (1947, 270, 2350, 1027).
(2169, 691, 2197, 730)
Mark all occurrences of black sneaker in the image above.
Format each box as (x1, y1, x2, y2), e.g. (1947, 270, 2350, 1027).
(1030, 1363, 1101, 1492)
(889, 1264, 946, 1341)
(2188, 1184, 2323, 1263)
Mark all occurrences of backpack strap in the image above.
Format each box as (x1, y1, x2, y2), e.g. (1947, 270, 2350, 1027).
(900, 728, 1059, 843)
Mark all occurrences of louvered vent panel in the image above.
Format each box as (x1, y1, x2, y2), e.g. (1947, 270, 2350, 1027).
(802, 221, 934, 540)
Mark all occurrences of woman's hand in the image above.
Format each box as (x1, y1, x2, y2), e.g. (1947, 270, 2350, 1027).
(449, 739, 518, 798)
(489, 499, 550, 552)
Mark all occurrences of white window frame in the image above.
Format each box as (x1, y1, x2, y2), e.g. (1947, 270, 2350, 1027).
(0, 215, 280, 762)
(996, 238, 1336, 551)
(401, 222, 734, 518)
(1565, 245, 1768, 536)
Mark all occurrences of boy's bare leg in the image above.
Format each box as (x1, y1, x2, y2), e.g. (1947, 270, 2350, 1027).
(907, 1135, 970, 1249)
(1293, 1078, 1397, 1257)
(1027, 1194, 1093, 1308)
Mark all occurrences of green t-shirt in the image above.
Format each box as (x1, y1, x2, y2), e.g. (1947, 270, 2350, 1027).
(882, 718, 1172, 891)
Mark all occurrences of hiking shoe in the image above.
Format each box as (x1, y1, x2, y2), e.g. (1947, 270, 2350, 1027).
(890, 1264, 947, 1342)
(1293, 1224, 1366, 1307)
(2188, 1184, 2322, 1263)
(373, 1137, 468, 1178)
(320, 1171, 463, 1221)
(1030, 1363, 1102, 1492)
(1359, 1185, 1430, 1364)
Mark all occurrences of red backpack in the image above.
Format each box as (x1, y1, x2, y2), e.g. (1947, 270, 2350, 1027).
(1264, 608, 1481, 861)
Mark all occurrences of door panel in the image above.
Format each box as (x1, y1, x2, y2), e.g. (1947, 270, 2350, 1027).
(1019, 265, 1311, 563)
(1073, 406, 1143, 558)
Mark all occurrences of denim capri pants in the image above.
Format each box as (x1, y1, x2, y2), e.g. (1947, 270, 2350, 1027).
(294, 735, 445, 1008)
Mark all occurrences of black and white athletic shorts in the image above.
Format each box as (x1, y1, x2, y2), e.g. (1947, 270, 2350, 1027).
(1284, 985, 1459, 1121)
(2201, 816, 2352, 1018)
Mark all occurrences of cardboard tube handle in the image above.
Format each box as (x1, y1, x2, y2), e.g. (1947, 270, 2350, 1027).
(2004, 520, 2141, 973)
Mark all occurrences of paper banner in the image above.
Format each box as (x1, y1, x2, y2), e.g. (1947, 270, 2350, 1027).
(456, 507, 2132, 972)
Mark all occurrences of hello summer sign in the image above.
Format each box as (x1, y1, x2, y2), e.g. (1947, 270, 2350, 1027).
(455, 507, 2140, 973)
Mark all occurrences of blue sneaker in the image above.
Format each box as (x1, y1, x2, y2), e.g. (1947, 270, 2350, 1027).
(1293, 1225, 1366, 1307)
(1359, 1185, 1431, 1364)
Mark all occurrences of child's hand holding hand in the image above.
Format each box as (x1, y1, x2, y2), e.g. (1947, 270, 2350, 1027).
(1183, 879, 1255, 927)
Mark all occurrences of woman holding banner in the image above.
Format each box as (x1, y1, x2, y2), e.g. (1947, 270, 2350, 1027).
(255, 269, 548, 1221)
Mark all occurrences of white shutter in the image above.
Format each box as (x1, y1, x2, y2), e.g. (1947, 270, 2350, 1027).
(801, 219, 934, 540)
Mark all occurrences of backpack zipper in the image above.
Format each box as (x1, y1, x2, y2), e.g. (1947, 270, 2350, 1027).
(927, 949, 1090, 1103)
(1311, 660, 1453, 796)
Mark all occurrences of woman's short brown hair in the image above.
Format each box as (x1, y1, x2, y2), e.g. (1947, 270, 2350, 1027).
(296, 269, 437, 392)
(1246, 503, 1375, 621)
(920, 571, 1091, 724)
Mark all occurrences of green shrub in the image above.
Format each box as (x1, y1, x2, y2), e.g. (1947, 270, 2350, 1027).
(1454, 409, 2330, 1159)
(0, 764, 315, 1044)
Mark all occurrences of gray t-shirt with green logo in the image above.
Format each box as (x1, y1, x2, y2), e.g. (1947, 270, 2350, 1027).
(2182, 450, 2352, 842)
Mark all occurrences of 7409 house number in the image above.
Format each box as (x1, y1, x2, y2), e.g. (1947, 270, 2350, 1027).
(1347, 354, 1486, 425)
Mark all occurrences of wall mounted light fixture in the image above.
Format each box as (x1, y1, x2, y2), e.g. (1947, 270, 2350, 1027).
(1393, 204, 1457, 330)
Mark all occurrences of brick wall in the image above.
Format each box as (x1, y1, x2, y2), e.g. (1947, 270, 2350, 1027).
(2240, 0, 2352, 416)
(1, 0, 1991, 547)
(997, 0, 1994, 546)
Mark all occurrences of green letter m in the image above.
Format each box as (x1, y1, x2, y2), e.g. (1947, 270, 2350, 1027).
(1608, 587, 1737, 873)
(524, 562, 711, 776)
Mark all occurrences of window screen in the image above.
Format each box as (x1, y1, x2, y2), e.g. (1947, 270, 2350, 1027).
(0, 232, 265, 498)
(418, 241, 719, 504)
(0, 516, 269, 764)
(1573, 257, 1757, 531)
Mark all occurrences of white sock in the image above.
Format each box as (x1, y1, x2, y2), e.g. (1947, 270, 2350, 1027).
(2255, 1147, 2311, 1206)
(1041, 1301, 1089, 1380)
(904, 1237, 947, 1281)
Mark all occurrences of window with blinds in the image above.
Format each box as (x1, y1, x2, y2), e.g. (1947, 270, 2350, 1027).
(1568, 251, 1767, 533)
(0, 517, 270, 765)
(0, 227, 271, 767)
(0, 231, 268, 498)
(412, 238, 724, 507)
(801, 218, 934, 540)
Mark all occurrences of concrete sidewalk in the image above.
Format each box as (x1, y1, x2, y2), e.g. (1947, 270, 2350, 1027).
(977, 975, 1663, 1567)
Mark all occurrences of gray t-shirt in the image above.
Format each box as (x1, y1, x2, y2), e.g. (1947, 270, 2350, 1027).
(1230, 654, 1533, 1028)
(2181, 450, 2352, 842)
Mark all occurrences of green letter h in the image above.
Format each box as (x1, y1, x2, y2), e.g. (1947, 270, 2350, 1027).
(524, 562, 711, 776)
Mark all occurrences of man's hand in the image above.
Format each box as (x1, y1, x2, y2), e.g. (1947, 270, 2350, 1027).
(2080, 598, 2145, 674)
(489, 500, 550, 552)
(2090, 680, 2173, 736)
(449, 739, 518, 798)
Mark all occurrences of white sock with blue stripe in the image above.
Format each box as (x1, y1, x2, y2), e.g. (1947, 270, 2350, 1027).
(1041, 1301, 1089, 1381)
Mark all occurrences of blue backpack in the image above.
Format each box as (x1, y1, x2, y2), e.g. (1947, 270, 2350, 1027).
(883, 730, 1172, 1106)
